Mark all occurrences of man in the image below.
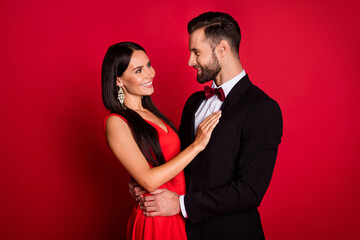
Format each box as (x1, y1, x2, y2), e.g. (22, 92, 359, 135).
(135, 11, 283, 239)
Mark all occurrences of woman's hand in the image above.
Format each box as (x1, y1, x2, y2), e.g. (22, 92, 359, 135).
(192, 111, 221, 151)
(129, 179, 148, 201)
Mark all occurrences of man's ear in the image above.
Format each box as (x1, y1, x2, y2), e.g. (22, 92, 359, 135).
(216, 40, 231, 58)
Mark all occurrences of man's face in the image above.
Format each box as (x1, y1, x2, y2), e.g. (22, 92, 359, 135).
(188, 28, 221, 84)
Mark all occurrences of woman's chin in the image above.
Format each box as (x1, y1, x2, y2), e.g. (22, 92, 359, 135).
(142, 88, 154, 96)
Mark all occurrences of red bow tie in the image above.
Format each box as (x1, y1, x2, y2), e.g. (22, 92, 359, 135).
(204, 86, 225, 101)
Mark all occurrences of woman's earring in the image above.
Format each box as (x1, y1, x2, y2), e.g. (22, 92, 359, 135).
(118, 87, 125, 109)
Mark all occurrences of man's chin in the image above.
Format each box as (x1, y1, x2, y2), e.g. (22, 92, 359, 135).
(197, 77, 212, 84)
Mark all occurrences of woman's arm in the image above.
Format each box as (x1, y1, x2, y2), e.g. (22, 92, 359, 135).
(106, 112, 220, 192)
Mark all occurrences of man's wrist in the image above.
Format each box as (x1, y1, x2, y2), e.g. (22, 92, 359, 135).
(179, 194, 188, 218)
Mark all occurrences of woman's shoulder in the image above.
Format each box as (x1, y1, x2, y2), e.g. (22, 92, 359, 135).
(104, 113, 129, 132)
(105, 113, 127, 122)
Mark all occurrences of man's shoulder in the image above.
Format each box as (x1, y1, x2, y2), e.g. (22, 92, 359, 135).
(179, 90, 205, 118)
(230, 76, 280, 115)
(184, 90, 204, 106)
(243, 78, 277, 104)
(188, 90, 204, 100)
(244, 83, 281, 116)
(249, 84, 271, 100)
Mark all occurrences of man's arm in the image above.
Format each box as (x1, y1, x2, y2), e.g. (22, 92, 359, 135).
(139, 189, 181, 217)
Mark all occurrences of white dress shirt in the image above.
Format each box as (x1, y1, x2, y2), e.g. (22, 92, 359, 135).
(179, 70, 246, 218)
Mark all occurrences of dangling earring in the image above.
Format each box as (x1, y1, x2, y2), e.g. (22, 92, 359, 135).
(118, 86, 126, 109)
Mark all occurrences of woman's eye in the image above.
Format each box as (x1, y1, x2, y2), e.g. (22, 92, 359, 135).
(135, 69, 142, 73)
(147, 62, 152, 67)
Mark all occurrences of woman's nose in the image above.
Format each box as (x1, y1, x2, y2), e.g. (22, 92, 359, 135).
(146, 67, 155, 78)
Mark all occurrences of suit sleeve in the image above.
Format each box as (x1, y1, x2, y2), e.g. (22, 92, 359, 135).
(184, 99, 283, 223)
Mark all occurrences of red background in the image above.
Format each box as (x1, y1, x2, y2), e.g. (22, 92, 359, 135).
(1, 0, 359, 239)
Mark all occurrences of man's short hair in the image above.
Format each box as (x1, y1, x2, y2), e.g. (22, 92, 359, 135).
(188, 12, 241, 55)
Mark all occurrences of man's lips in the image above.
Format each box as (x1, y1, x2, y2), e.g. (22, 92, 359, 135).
(194, 66, 202, 74)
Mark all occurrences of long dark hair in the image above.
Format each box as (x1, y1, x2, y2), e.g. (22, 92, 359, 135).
(101, 42, 177, 166)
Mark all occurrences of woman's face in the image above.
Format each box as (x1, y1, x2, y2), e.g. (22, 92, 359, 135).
(117, 50, 155, 98)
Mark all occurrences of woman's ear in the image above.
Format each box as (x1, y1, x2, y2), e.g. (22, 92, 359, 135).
(116, 77, 123, 87)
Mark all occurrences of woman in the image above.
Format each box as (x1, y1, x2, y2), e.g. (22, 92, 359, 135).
(101, 42, 220, 240)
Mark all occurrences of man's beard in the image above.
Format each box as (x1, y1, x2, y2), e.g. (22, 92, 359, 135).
(196, 53, 221, 84)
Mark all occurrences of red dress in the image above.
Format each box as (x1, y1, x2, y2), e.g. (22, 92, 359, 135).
(105, 113, 187, 240)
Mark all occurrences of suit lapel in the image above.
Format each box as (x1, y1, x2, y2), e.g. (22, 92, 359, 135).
(220, 74, 251, 113)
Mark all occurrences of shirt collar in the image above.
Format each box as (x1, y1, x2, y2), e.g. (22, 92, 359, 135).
(211, 70, 246, 98)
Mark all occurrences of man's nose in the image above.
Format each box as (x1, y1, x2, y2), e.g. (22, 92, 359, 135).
(188, 54, 196, 67)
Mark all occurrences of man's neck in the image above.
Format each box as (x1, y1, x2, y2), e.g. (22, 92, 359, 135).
(214, 63, 243, 86)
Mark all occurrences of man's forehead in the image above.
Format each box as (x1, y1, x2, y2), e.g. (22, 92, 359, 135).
(190, 28, 206, 41)
(189, 28, 209, 49)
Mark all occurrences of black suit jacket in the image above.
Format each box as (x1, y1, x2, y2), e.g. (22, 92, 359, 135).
(178, 75, 283, 240)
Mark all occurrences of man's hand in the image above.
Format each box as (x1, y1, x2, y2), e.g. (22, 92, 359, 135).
(128, 179, 148, 202)
(139, 189, 180, 217)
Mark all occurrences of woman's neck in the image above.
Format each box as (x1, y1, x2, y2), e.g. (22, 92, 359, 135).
(124, 96, 144, 111)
